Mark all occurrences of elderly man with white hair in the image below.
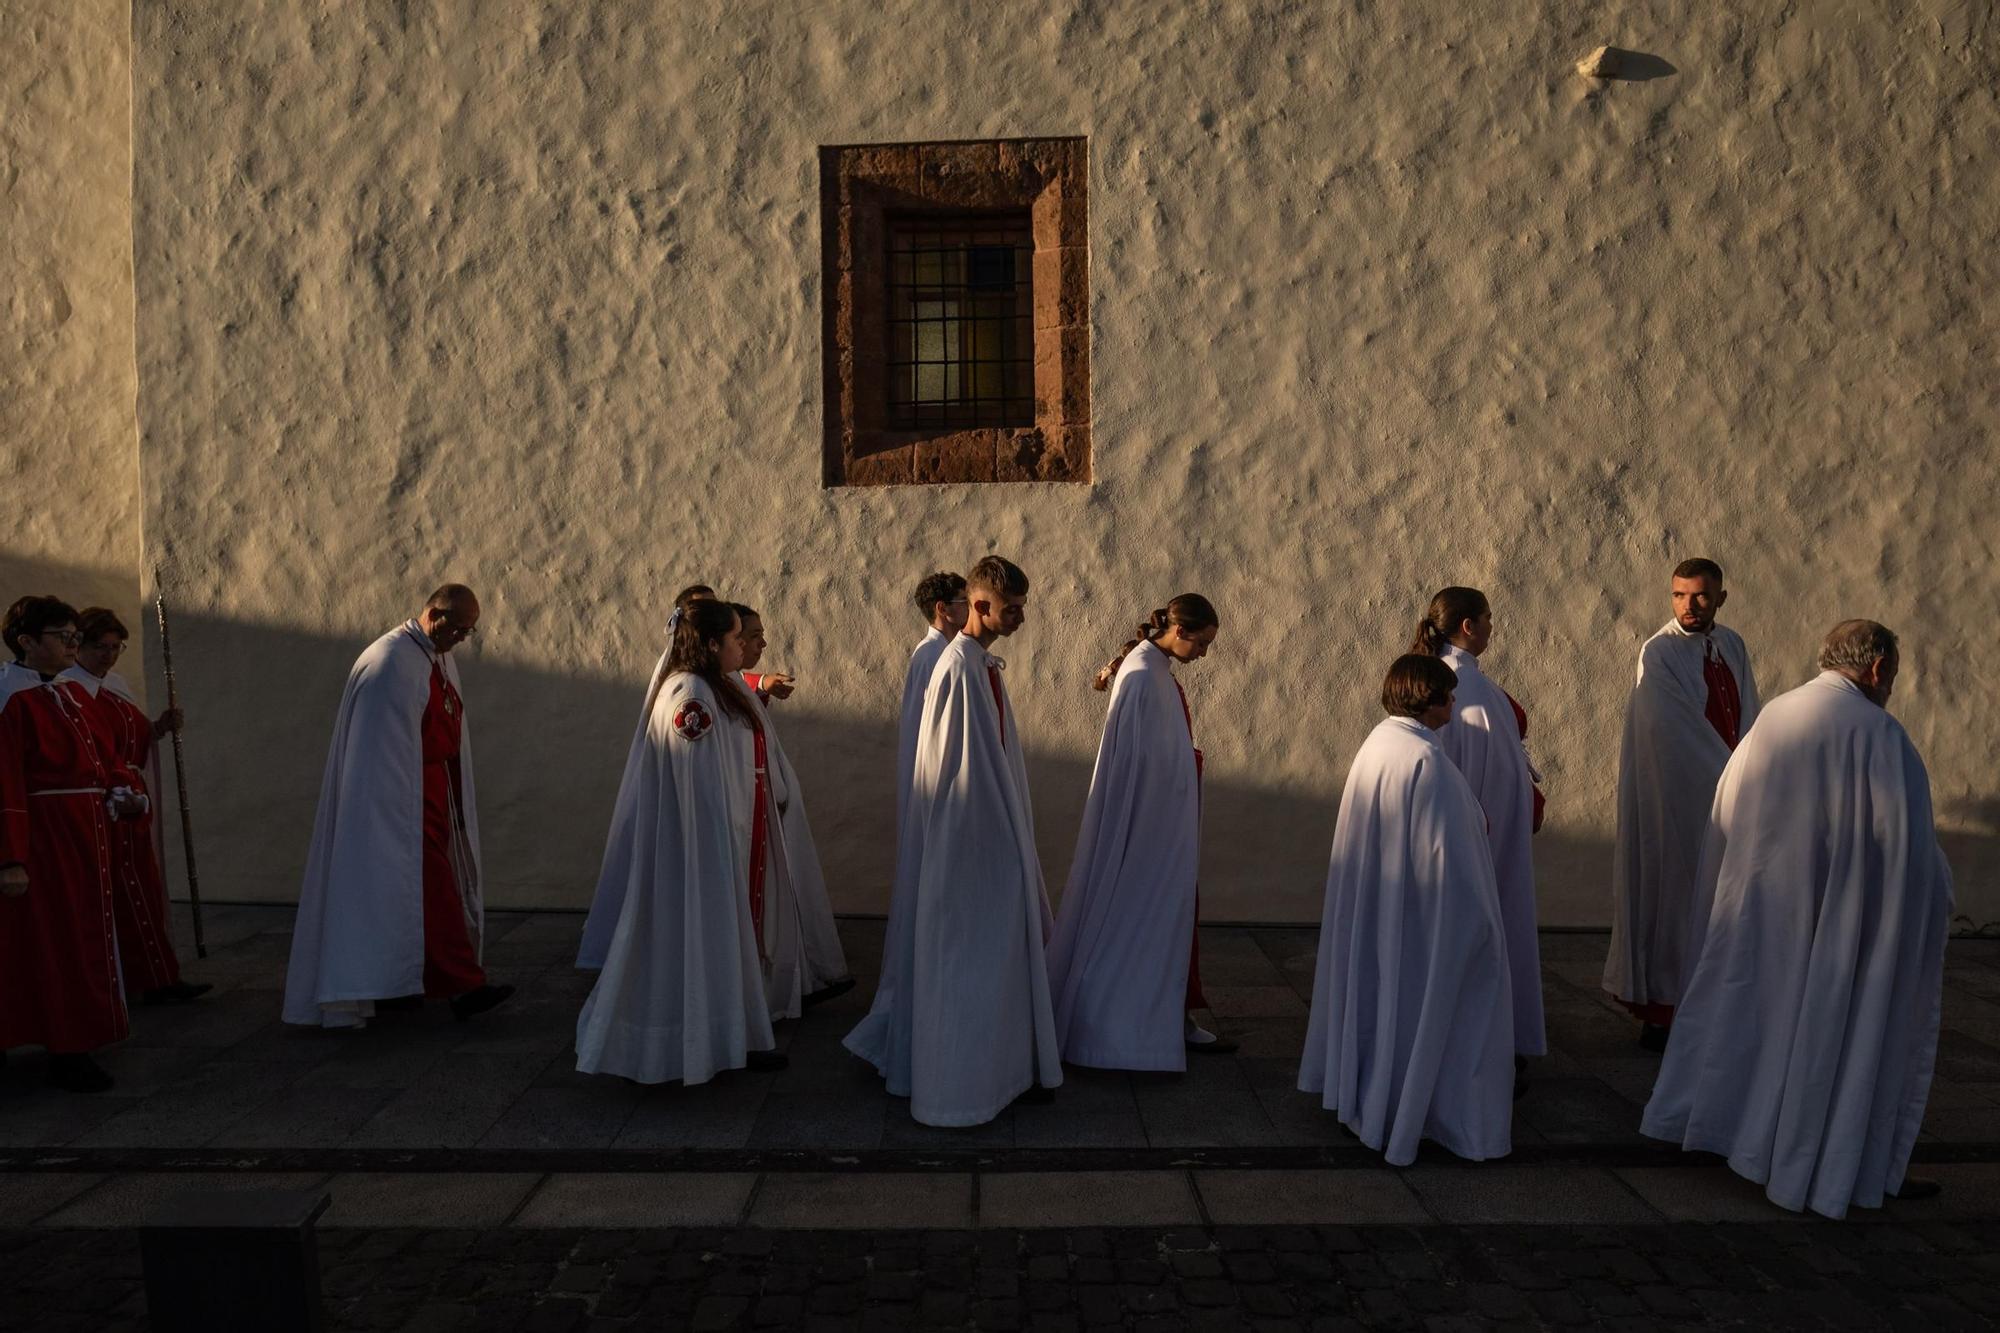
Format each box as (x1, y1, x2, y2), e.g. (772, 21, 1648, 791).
(1641, 619, 1953, 1219)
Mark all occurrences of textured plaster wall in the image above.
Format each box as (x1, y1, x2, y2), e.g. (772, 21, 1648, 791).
(128, 1, 1999, 926)
(2, 0, 143, 645)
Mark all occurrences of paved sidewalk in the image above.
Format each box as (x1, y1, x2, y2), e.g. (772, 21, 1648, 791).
(4, 907, 1998, 1166)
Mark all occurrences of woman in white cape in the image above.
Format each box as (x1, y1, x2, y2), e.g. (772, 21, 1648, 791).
(1298, 654, 1515, 1166)
(575, 598, 786, 1085)
(1412, 586, 1546, 1060)
(1048, 594, 1228, 1071)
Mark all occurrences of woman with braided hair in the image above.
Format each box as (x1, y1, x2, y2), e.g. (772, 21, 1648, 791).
(1047, 594, 1233, 1071)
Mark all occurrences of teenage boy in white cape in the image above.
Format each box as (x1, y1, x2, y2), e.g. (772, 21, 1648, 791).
(846, 555, 1061, 1126)
(1603, 557, 1759, 1051)
(1642, 619, 1952, 1218)
(843, 571, 968, 1083)
(283, 585, 513, 1029)
(1298, 653, 1514, 1166)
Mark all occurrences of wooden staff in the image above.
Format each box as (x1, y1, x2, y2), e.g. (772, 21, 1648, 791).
(154, 576, 207, 959)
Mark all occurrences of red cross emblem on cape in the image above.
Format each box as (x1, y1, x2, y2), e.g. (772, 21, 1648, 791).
(672, 699, 713, 742)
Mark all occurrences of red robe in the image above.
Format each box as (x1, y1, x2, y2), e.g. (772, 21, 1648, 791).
(0, 679, 132, 1052)
(420, 663, 485, 997)
(74, 683, 184, 991)
(1173, 679, 1208, 1011)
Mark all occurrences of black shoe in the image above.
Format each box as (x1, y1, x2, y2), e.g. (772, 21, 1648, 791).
(744, 1049, 789, 1072)
(1638, 1024, 1670, 1053)
(375, 994, 424, 1012)
(1890, 1177, 1941, 1201)
(141, 981, 214, 1005)
(802, 976, 857, 1009)
(47, 1053, 114, 1094)
(1014, 1084, 1056, 1106)
(450, 983, 515, 1021)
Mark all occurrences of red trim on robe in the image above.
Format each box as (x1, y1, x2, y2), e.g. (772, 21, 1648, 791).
(1702, 643, 1743, 749)
(989, 664, 1006, 747)
(1504, 689, 1546, 834)
(420, 664, 484, 997)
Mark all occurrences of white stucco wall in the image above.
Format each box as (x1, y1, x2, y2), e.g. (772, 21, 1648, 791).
(116, 1, 1997, 926)
(2, 0, 142, 638)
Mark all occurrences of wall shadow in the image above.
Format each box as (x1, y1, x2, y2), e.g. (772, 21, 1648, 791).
(5, 555, 1992, 930)
(1604, 49, 1678, 81)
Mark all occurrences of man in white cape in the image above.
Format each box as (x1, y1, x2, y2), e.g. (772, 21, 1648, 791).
(846, 556, 1060, 1126)
(575, 598, 785, 1083)
(1430, 603, 1546, 1059)
(1299, 653, 1514, 1165)
(1642, 620, 1952, 1218)
(1048, 604, 1220, 1072)
(1603, 559, 1759, 1048)
(283, 586, 512, 1028)
(843, 570, 966, 1082)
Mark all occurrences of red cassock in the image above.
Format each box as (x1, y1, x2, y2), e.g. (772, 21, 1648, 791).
(0, 681, 131, 1053)
(421, 662, 486, 997)
(74, 684, 184, 991)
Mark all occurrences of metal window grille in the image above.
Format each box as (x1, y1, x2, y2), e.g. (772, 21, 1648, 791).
(887, 215, 1034, 428)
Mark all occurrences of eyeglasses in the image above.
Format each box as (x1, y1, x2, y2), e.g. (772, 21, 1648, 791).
(42, 630, 83, 647)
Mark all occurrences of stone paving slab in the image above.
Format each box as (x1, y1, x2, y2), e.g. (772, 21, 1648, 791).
(977, 1170, 1201, 1228)
(319, 1171, 542, 1227)
(0, 1173, 104, 1227)
(35, 1171, 331, 1228)
(747, 1172, 974, 1229)
(512, 1172, 753, 1227)
(1403, 1164, 1664, 1224)
(1195, 1167, 1431, 1225)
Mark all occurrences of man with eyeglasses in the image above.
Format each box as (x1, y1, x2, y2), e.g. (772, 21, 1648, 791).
(284, 584, 514, 1028)
(0, 595, 134, 1091)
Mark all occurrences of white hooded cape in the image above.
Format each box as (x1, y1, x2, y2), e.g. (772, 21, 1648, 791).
(1603, 621, 1760, 1009)
(575, 672, 775, 1084)
(1641, 672, 1953, 1218)
(1047, 641, 1200, 1071)
(842, 626, 951, 1079)
(739, 675, 848, 1018)
(1434, 644, 1545, 1056)
(1299, 716, 1515, 1165)
(846, 633, 1061, 1126)
(283, 623, 481, 1028)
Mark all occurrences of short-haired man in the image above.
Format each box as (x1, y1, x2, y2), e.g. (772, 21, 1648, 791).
(1642, 620, 1952, 1217)
(284, 585, 513, 1027)
(844, 571, 968, 1084)
(0, 596, 135, 1090)
(847, 556, 1060, 1125)
(1604, 558, 1760, 1050)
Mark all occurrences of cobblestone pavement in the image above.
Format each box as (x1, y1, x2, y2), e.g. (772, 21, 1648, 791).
(8, 1218, 2000, 1332)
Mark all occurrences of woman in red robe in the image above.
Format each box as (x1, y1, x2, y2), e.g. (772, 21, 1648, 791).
(67, 607, 209, 1004)
(0, 596, 133, 1092)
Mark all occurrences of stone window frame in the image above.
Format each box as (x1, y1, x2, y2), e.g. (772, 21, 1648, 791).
(819, 137, 1090, 486)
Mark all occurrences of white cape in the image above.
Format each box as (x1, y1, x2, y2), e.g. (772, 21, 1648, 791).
(284, 623, 481, 1028)
(1603, 621, 1759, 1008)
(843, 626, 951, 1079)
(847, 633, 1061, 1125)
(577, 650, 674, 970)
(740, 675, 848, 1018)
(1047, 641, 1200, 1071)
(1435, 644, 1545, 1056)
(575, 672, 775, 1084)
(1299, 716, 1515, 1165)
(1641, 673, 1953, 1218)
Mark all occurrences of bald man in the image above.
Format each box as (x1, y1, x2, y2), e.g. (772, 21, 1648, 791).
(284, 585, 513, 1028)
